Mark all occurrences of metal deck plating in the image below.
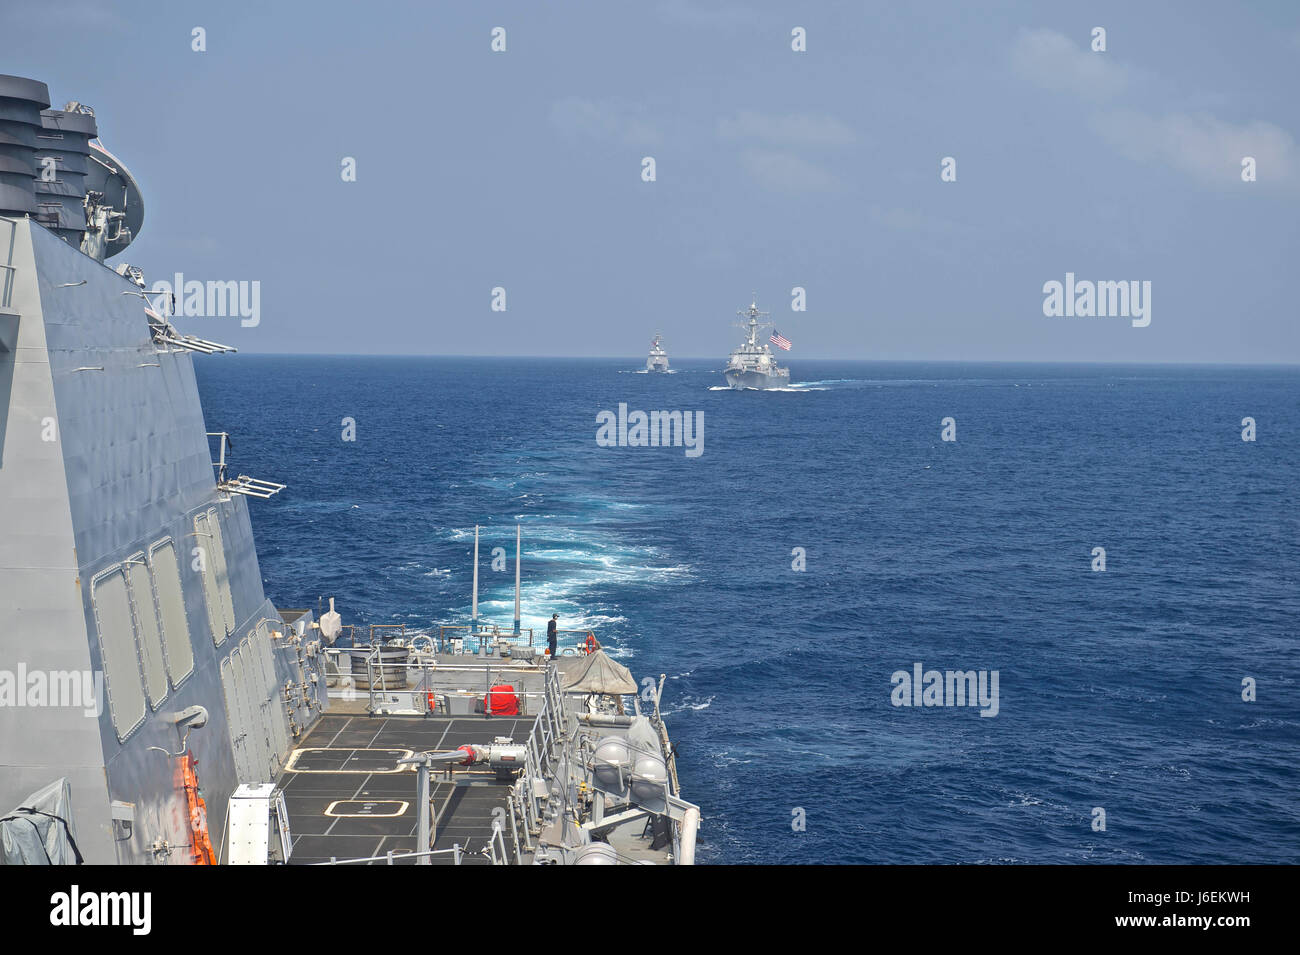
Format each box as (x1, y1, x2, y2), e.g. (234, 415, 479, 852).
(297, 645, 700, 865)
(280, 713, 528, 865)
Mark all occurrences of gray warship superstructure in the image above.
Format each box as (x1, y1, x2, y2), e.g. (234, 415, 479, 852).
(0, 74, 698, 866)
(724, 297, 789, 389)
(645, 333, 669, 372)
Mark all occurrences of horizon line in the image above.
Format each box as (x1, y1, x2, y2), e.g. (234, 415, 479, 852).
(203, 352, 1300, 368)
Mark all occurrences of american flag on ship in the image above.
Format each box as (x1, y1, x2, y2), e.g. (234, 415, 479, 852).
(770, 330, 792, 351)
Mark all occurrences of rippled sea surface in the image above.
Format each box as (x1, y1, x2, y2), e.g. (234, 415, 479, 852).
(196, 356, 1300, 864)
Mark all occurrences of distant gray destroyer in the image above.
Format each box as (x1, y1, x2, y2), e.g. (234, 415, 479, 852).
(724, 297, 789, 390)
(645, 333, 669, 373)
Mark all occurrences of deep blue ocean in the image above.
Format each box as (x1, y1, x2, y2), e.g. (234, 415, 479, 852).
(195, 357, 1300, 864)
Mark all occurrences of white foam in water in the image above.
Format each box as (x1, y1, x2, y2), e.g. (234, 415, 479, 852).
(661, 694, 715, 715)
(443, 519, 688, 646)
(791, 378, 867, 388)
(440, 475, 693, 661)
(709, 382, 838, 391)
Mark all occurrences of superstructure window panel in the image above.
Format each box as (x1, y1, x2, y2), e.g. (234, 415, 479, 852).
(194, 509, 235, 646)
(124, 557, 168, 708)
(149, 539, 194, 687)
(208, 508, 237, 637)
(252, 622, 290, 764)
(245, 632, 280, 776)
(251, 622, 277, 698)
(230, 645, 271, 783)
(193, 512, 223, 645)
(90, 569, 147, 741)
(220, 655, 254, 783)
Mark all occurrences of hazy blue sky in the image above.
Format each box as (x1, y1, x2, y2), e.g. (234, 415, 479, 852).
(3, 1, 1297, 361)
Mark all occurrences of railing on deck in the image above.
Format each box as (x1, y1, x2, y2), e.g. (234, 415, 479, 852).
(437, 624, 536, 650)
(554, 629, 599, 654)
(436, 624, 595, 656)
(311, 845, 464, 865)
(485, 824, 510, 865)
(1, 218, 17, 309)
(336, 623, 407, 646)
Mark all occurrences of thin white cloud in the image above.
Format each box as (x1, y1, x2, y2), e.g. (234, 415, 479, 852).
(1012, 27, 1297, 193)
(1011, 27, 1129, 101)
(720, 111, 854, 192)
(1092, 109, 1299, 189)
(739, 149, 839, 192)
(549, 97, 661, 147)
(718, 110, 856, 147)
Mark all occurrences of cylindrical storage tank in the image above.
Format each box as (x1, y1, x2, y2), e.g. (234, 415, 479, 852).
(573, 843, 618, 866)
(630, 752, 668, 807)
(0, 75, 50, 219)
(348, 645, 409, 688)
(36, 107, 97, 245)
(590, 736, 631, 794)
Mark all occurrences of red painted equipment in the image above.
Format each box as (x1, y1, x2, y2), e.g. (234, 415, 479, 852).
(180, 751, 216, 865)
(485, 684, 519, 715)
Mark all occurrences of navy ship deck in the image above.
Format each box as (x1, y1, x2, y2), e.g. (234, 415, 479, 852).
(278, 711, 528, 865)
(271, 647, 698, 865)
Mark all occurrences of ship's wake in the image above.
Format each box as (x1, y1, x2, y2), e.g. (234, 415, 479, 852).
(438, 510, 693, 658)
(709, 379, 853, 392)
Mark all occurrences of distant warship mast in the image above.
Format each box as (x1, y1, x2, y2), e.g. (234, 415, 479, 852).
(734, 295, 773, 345)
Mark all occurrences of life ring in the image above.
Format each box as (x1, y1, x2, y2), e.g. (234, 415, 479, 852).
(584, 635, 597, 654)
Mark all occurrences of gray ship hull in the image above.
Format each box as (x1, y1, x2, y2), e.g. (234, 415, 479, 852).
(0, 215, 327, 863)
(724, 368, 789, 390)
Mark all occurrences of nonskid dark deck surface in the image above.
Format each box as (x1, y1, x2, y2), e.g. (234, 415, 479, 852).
(278, 713, 529, 865)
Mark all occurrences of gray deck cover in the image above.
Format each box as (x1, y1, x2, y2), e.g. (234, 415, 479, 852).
(0, 777, 82, 864)
(561, 650, 638, 695)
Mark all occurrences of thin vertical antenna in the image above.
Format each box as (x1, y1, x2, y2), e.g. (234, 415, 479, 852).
(513, 523, 521, 635)
(470, 525, 480, 633)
